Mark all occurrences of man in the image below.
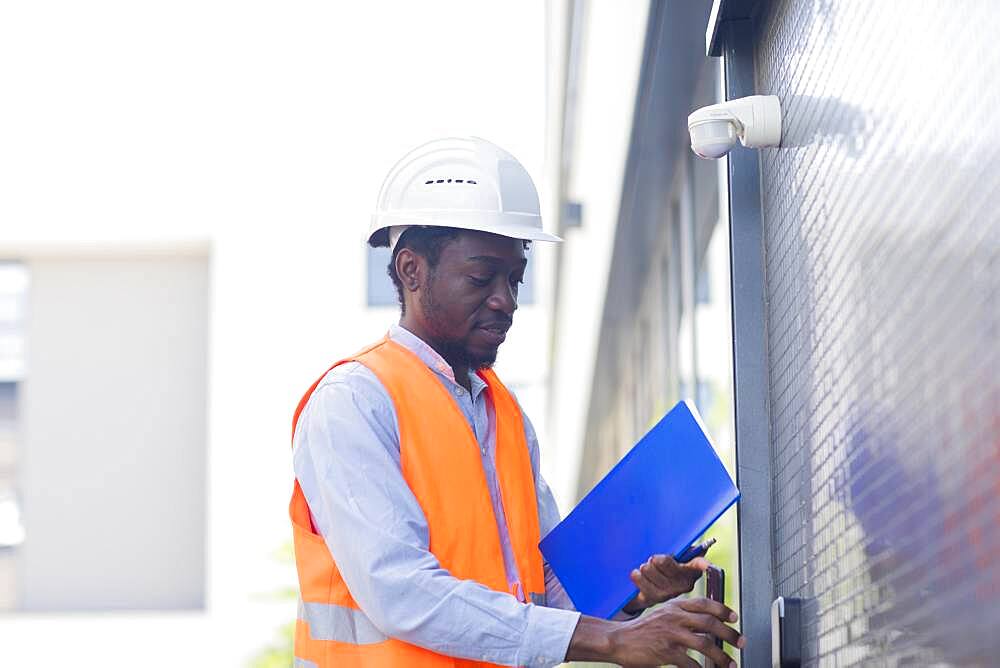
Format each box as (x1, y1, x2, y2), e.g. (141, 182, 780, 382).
(290, 137, 743, 667)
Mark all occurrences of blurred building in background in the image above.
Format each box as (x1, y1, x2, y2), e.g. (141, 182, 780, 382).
(0, 264, 28, 607)
(545, 1, 999, 667)
(541, 0, 741, 644)
(0, 3, 551, 666)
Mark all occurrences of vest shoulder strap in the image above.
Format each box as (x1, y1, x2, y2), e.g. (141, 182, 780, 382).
(290, 336, 388, 442)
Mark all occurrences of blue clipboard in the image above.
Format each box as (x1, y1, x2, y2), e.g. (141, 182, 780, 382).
(539, 400, 739, 619)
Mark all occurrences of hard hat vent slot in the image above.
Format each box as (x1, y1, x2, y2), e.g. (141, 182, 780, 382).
(422, 179, 478, 185)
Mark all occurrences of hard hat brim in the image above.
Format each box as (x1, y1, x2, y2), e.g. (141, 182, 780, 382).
(368, 212, 562, 247)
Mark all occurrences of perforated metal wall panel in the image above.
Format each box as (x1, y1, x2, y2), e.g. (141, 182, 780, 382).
(755, 1, 999, 665)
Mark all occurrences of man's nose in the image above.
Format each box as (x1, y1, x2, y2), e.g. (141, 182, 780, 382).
(486, 281, 517, 315)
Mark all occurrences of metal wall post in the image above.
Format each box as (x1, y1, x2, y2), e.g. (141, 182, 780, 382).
(723, 17, 774, 668)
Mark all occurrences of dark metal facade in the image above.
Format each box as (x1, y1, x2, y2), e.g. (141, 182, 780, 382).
(722, 17, 774, 668)
(754, 0, 1000, 664)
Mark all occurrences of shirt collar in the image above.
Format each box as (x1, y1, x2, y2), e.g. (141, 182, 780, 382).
(387, 324, 489, 399)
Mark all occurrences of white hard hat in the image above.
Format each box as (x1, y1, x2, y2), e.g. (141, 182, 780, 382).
(368, 137, 562, 248)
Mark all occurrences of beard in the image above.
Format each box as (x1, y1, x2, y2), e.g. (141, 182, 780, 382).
(419, 284, 498, 370)
(438, 338, 497, 370)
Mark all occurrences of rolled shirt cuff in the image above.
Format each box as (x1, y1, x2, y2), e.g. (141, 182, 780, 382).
(516, 604, 582, 667)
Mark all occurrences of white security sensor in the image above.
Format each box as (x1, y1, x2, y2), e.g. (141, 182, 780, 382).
(687, 95, 782, 159)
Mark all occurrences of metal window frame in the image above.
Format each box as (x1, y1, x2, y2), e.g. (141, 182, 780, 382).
(713, 7, 775, 668)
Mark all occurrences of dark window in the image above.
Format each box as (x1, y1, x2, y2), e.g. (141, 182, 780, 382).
(519, 247, 536, 305)
(366, 245, 397, 307)
(696, 263, 710, 304)
(562, 200, 583, 229)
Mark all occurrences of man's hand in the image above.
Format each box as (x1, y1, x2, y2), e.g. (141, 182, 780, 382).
(611, 597, 743, 667)
(566, 596, 743, 667)
(621, 554, 710, 614)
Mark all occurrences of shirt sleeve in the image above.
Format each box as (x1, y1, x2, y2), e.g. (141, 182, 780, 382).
(292, 363, 581, 667)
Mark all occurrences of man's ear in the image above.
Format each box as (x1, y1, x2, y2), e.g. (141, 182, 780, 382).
(394, 248, 424, 293)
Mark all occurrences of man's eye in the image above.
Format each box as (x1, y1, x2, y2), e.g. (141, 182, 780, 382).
(468, 275, 492, 287)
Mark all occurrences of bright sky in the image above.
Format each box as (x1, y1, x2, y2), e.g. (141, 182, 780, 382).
(0, 1, 547, 244)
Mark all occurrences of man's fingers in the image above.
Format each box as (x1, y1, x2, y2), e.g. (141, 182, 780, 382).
(699, 636, 736, 668)
(664, 653, 699, 668)
(649, 553, 690, 572)
(650, 554, 707, 580)
(648, 553, 674, 568)
(686, 556, 711, 572)
(675, 630, 735, 668)
(679, 596, 739, 623)
(639, 559, 673, 591)
(685, 613, 743, 648)
(630, 568, 654, 594)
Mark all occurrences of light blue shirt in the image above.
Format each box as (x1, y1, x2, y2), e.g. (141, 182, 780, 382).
(292, 325, 581, 666)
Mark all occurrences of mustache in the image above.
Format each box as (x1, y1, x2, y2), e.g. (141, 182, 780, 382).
(477, 317, 513, 330)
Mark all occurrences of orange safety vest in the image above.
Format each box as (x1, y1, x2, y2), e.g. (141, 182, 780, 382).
(289, 337, 546, 667)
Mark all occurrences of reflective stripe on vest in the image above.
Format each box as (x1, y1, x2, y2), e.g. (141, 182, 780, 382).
(289, 337, 545, 667)
(298, 598, 389, 645)
(294, 659, 319, 668)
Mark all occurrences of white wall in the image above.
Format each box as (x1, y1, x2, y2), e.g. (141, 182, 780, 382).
(21, 251, 208, 611)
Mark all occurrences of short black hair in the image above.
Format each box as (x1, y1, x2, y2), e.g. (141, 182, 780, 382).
(385, 226, 463, 313)
(379, 226, 530, 313)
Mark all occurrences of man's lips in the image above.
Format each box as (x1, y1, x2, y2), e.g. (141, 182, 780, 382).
(476, 322, 511, 345)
